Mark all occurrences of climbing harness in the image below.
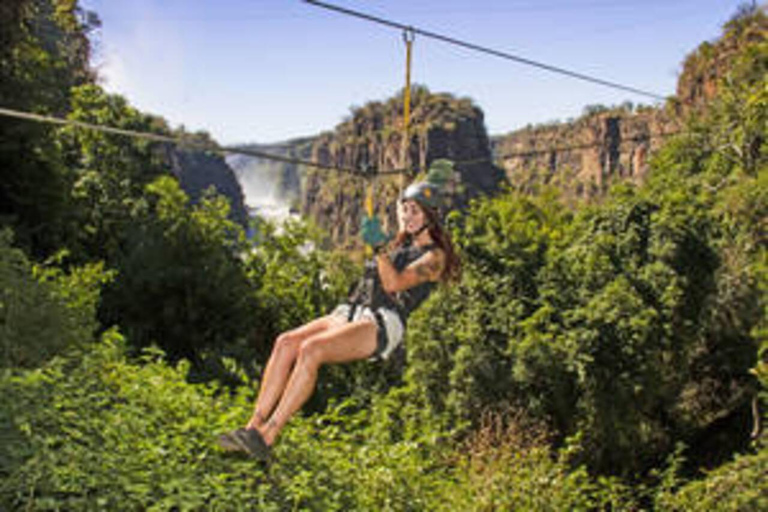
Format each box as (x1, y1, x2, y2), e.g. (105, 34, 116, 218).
(344, 240, 437, 366)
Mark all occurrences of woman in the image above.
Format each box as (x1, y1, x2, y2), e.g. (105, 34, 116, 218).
(218, 180, 460, 460)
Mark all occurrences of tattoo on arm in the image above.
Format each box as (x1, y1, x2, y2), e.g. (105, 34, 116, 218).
(415, 262, 432, 279)
(414, 257, 444, 280)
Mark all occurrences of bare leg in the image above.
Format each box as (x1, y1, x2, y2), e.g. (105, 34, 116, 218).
(259, 319, 378, 446)
(247, 315, 341, 429)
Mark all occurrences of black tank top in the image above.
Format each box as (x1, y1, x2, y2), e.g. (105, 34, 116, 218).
(346, 241, 438, 323)
(390, 242, 437, 322)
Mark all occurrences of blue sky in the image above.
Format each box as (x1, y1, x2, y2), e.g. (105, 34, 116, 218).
(81, 0, 744, 145)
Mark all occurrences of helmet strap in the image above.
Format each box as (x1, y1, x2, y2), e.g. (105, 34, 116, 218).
(412, 222, 431, 238)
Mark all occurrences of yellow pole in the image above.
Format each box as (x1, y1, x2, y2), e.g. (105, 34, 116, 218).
(401, 28, 414, 193)
(365, 178, 374, 217)
(365, 29, 413, 257)
(364, 173, 375, 257)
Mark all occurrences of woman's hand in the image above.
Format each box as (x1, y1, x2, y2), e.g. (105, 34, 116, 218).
(361, 215, 390, 249)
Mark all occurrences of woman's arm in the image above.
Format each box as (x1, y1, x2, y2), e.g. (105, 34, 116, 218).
(376, 249, 445, 294)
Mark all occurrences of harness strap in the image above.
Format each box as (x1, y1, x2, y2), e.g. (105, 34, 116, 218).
(372, 309, 389, 359)
(411, 222, 431, 238)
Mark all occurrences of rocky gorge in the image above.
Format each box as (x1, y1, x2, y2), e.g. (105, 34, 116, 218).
(227, 10, 764, 247)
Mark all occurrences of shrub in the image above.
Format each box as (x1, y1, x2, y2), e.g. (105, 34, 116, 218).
(0, 229, 111, 369)
(0, 332, 278, 510)
(655, 447, 768, 511)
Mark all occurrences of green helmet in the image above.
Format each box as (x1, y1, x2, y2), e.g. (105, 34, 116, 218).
(402, 181, 441, 211)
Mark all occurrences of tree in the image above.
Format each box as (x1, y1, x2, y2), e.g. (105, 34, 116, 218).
(0, 229, 111, 369)
(0, 0, 99, 258)
(60, 84, 171, 263)
(99, 176, 258, 368)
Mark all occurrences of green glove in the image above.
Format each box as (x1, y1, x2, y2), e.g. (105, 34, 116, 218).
(361, 215, 390, 249)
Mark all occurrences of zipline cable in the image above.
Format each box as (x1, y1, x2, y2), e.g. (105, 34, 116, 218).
(0, 106, 683, 180)
(304, 0, 667, 101)
(0, 106, 380, 177)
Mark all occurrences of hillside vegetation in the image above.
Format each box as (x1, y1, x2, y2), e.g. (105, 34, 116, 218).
(1, 1, 766, 510)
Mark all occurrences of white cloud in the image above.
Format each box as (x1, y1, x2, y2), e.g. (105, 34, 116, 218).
(97, 2, 190, 130)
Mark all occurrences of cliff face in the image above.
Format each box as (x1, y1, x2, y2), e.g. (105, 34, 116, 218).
(168, 149, 249, 227)
(302, 87, 506, 247)
(493, 8, 766, 201)
(233, 10, 765, 243)
(492, 108, 680, 199)
(676, 7, 767, 113)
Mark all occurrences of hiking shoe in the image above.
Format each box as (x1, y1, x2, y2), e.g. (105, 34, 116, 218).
(217, 429, 245, 452)
(218, 428, 271, 461)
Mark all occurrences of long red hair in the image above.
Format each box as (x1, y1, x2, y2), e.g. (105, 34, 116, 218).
(392, 204, 461, 284)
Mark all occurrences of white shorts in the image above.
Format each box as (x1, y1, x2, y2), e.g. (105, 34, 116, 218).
(331, 303, 404, 361)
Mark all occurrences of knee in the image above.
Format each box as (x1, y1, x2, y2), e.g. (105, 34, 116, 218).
(272, 332, 301, 358)
(296, 339, 323, 370)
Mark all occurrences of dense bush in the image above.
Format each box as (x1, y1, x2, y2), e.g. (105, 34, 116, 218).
(0, 229, 111, 369)
(99, 176, 259, 366)
(0, 0, 98, 258)
(0, 333, 277, 510)
(655, 447, 768, 511)
(405, 32, 766, 475)
(0, 335, 633, 511)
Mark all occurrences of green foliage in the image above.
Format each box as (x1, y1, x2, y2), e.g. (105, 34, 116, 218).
(754, 329, 768, 433)
(95, 175, 358, 384)
(655, 445, 768, 511)
(0, 229, 111, 369)
(266, 398, 445, 511)
(1, 337, 632, 511)
(0, 332, 278, 511)
(653, 238, 767, 510)
(63, 84, 171, 188)
(100, 176, 258, 368)
(406, 48, 766, 475)
(61, 84, 172, 263)
(0, 0, 98, 257)
(750, 252, 767, 438)
(435, 415, 636, 511)
(541, 186, 723, 473)
(246, 215, 357, 338)
(406, 188, 572, 429)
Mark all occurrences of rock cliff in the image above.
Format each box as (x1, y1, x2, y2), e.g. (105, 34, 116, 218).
(492, 108, 680, 199)
(492, 7, 766, 201)
(168, 148, 249, 227)
(675, 6, 767, 113)
(302, 86, 506, 247)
